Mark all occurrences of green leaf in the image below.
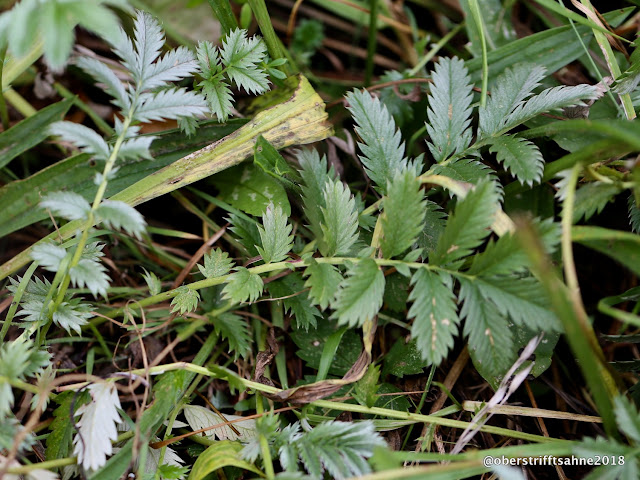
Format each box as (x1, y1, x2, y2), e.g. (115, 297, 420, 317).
(331, 259, 385, 327)
(460, 279, 515, 381)
(46, 391, 83, 461)
(222, 267, 264, 304)
(354, 364, 380, 408)
(426, 57, 474, 162)
(573, 182, 623, 222)
(479, 64, 546, 137)
(254, 135, 294, 178)
(118, 136, 155, 161)
(141, 268, 162, 296)
(188, 441, 261, 480)
(345, 89, 406, 193)
(197, 248, 234, 279)
(257, 203, 293, 263)
(200, 79, 233, 121)
(31, 242, 67, 272)
(70, 257, 110, 297)
(220, 28, 269, 94)
(488, 135, 544, 186)
(210, 313, 251, 359)
(76, 57, 130, 111)
(572, 226, 640, 277)
(303, 261, 343, 310)
(629, 195, 640, 233)
(418, 200, 446, 255)
(380, 170, 426, 258)
(213, 163, 291, 216)
(228, 213, 262, 257)
(96, 200, 146, 238)
(430, 158, 498, 188)
(134, 89, 208, 123)
(432, 179, 500, 267)
(319, 178, 359, 257)
(171, 286, 201, 315)
(0, 98, 73, 170)
(408, 269, 459, 365)
(298, 149, 336, 242)
(573, 437, 639, 480)
(474, 276, 560, 331)
(614, 395, 640, 444)
(468, 219, 559, 276)
(382, 338, 425, 378)
(41, 191, 91, 222)
(267, 273, 321, 330)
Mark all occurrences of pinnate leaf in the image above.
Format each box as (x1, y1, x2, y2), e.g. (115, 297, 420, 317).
(408, 269, 459, 365)
(332, 259, 385, 327)
(380, 169, 426, 258)
(223, 267, 264, 304)
(426, 57, 474, 162)
(488, 135, 544, 186)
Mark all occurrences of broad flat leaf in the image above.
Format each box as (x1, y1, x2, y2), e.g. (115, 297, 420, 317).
(488, 135, 544, 186)
(408, 269, 459, 365)
(426, 57, 474, 162)
(188, 441, 261, 480)
(432, 179, 500, 267)
(303, 261, 343, 310)
(383, 338, 425, 378)
(183, 405, 257, 442)
(345, 89, 406, 193)
(380, 170, 426, 258)
(331, 259, 385, 327)
(0, 98, 73, 170)
(212, 163, 291, 216)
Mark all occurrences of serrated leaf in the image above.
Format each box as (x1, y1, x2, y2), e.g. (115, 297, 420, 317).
(298, 149, 336, 241)
(474, 276, 560, 331)
(256, 203, 293, 263)
(40, 191, 91, 222)
(488, 135, 544, 186)
(430, 158, 499, 189)
(211, 313, 251, 359)
(228, 213, 262, 257)
(380, 170, 426, 258)
(332, 259, 385, 327)
(426, 57, 474, 162)
(171, 286, 201, 315)
(479, 64, 547, 137)
(75, 57, 130, 111)
(418, 200, 447, 255)
(46, 391, 82, 461)
(268, 273, 321, 330)
(503, 84, 598, 134)
(131, 10, 165, 88)
(141, 268, 162, 296)
(382, 338, 425, 378)
(432, 179, 500, 267)
(319, 178, 359, 257)
(53, 301, 92, 334)
(629, 195, 640, 233)
(222, 267, 264, 304)
(408, 269, 459, 365)
(96, 200, 146, 238)
(189, 440, 261, 480)
(70, 258, 110, 297)
(73, 382, 122, 471)
(143, 46, 199, 90)
(197, 248, 234, 279)
(303, 262, 343, 310)
(614, 395, 640, 444)
(345, 89, 407, 193)
(31, 242, 67, 272)
(196, 40, 221, 78)
(118, 135, 155, 161)
(183, 405, 257, 441)
(573, 182, 623, 222)
(134, 89, 208, 123)
(468, 219, 560, 276)
(573, 437, 639, 480)
(201, 79, 233, 121)
(460, 280, 515, 381)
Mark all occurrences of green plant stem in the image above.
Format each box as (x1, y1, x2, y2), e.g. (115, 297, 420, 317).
(4, 87, 37, 117)
(561, 164, 582, 297)
(468, 0, 488, 107)
(365, 0, 378, 86)
(6, 457, 76, 475)
(207, 0, 238, 36)
(247, 0, 291, 75)
(0, 45, 10, 130)
(255, 396, 275, 479)
(52, 115, 132, 312)
(408, 23, 465, 77)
